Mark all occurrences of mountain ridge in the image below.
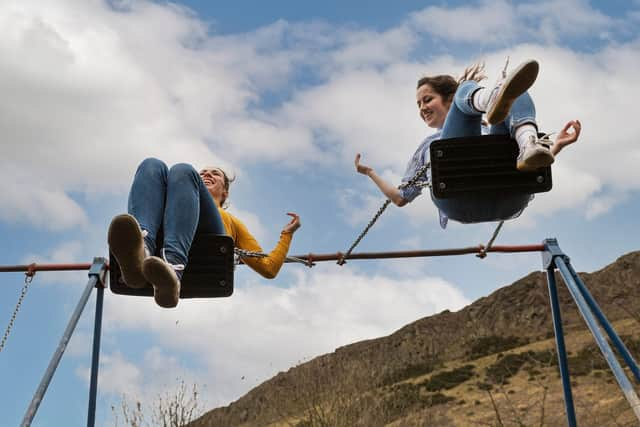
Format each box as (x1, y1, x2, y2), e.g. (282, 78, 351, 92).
(193, 250, 640, 426)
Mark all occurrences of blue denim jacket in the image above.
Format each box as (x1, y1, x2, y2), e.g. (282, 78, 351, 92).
(399, 130, 441, 204)
(399, 129, 532, 229)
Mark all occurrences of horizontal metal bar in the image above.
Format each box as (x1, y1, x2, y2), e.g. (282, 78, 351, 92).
(1, 244, 545, 273)
(0, 263, 94, 273)
(284, 244, 545, 264)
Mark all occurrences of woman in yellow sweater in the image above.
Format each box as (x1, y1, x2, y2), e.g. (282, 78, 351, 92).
(108, 158, 301, 308)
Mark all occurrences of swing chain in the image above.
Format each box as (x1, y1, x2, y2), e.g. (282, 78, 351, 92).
(338, 199, 391, 265)
(234, 248, 313, 267)
(477, 220, 505, 259)
(0, 266, 36, 353)
(339, 162, 431, 265)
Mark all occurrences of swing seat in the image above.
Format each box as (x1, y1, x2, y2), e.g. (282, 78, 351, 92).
(429, 134, 552, 199)
(109, 233, 235, 298)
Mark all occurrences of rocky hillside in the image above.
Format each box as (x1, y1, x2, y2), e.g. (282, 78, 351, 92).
(192, 251, 640, 426)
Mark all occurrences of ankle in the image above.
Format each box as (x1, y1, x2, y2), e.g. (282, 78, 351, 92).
(472, 87, 489, 113)
(160, 248, 185, 280)
(514, 124, 538, 149)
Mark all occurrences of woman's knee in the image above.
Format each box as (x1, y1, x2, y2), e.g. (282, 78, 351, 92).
(454, 80, 480, 112)
(168, 163, 199, 185)
(136, 158, 168, 178)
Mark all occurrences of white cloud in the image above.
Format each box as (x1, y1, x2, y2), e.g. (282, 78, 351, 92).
(77, 351, 142, 398)
(0, 177, 89, 231)
(409, 0, 517, 44)
(517, 0, 614, 43)
(4, 0, 634, 232)
(102, 264, 468, 406)
(408, 0, 614, 45)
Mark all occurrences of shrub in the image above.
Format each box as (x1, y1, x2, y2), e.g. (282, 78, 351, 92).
(467, 336, 529, 360)
(422, 365, 475, 392)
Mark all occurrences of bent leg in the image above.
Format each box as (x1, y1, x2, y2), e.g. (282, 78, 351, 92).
(490, 91, 537, 137)
(162, 164, 225, 268)
(441, 80, 483, 139)
(128, 158, 168, 255)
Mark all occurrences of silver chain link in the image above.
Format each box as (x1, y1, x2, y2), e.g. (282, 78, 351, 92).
(234, 248, 312, 267)
(338, 162, 431, 265)
(0, 273, 34, 353)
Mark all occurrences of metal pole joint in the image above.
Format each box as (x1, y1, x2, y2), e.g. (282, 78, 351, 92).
(88, 257, 107, 289)
(541, 238, 570, 270)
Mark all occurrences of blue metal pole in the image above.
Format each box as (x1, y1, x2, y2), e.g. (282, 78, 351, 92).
(20, 257, 107, 427)
(555, 257, 640, 420)
(87, 283, 105, 427)
(564, 266, 640, 384)
(545, 265, 577, 427)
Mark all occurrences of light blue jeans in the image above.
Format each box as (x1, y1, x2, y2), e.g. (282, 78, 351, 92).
(432, 80, 537, 223)
(127, 158, 226, 275)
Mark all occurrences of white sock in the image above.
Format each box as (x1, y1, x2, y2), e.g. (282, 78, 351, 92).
(514, 124, 537, 149)
(472, 87, 489, 112)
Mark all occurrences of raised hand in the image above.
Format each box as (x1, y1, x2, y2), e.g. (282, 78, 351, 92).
(282, 212, 301, 234)
(553, 119, 582, 155)
(355, 153, 373, 176)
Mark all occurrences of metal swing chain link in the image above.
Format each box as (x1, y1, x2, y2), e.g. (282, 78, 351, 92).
(477, 220, 505, 259)
(234, 248, 311, 267)
(0, 271, 35, 353)
(338, 162, 431, 265)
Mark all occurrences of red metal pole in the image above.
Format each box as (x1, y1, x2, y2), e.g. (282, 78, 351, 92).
(287, 244, 545, 264)
(0, 263, 94, 273)
(0, 244, 545, 272)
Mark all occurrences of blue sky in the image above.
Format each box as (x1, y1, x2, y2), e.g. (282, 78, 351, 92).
(1, 0, 639, 425)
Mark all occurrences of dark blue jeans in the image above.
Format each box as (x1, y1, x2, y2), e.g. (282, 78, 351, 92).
(128, 158, 226, 268)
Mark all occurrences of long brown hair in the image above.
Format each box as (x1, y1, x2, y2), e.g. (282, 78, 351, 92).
(416, 62, 487, 101)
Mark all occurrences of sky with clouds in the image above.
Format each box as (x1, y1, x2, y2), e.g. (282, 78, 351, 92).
(1, 0, 639, 425)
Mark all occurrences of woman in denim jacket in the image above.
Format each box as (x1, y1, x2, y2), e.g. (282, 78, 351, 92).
(355, 59, 581, 228)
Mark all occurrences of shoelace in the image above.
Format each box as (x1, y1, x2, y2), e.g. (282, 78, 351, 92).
(538, 132, 555, 148)
(501, 56, 510, 78)
(486, 56, 511, 108)
(161, 248, 185, 272)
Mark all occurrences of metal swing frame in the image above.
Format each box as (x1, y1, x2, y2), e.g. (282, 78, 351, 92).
(2, 239, 640, 426)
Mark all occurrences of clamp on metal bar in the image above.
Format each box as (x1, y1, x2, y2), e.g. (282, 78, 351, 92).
(541, 238, 570, 270)
(88, 257, 108, 289)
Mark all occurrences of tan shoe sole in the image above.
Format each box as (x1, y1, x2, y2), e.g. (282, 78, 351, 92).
(487, 60, 539, 125)
(517, 149, 555, 171)
(108, 214, 148, 288)
(143, 256, 180, 308)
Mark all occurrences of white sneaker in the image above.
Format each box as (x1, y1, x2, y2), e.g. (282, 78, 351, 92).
(108, 214, 150, 289)
(142, 250, 185, 308)
(517, 135, 554, 171)
(486, 59, 539, 125)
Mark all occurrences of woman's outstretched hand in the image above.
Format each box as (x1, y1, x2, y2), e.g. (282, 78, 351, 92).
(355, 153, 373, 176)
(553, 119, 582, 155)
(282, 212, 301, 234)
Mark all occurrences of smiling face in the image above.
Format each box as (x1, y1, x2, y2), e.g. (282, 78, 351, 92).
(199, 167, 229, 206)
(416, 83, 451, 129)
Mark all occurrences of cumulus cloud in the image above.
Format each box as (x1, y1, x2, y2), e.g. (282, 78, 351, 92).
(408, 0, 614, 45)
(102, 264, 468, 405)
(4, 0, 634, 232)
(409, 0, 517, 44)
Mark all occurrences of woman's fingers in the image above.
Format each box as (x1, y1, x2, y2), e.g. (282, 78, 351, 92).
(283, 212, 301, 232)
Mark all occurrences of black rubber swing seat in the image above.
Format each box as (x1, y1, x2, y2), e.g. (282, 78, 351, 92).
(429, 134, 553, 199)
(109, 233, 235, 298)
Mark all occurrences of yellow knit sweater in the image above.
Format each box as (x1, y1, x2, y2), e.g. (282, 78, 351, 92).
(218, 209, 292, 279)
